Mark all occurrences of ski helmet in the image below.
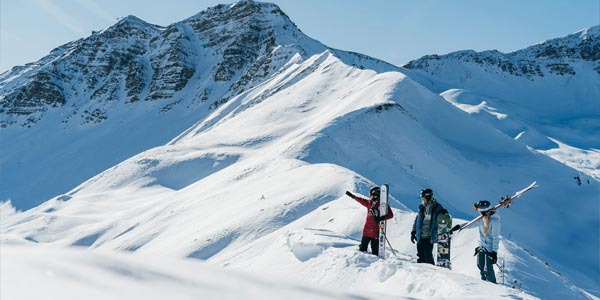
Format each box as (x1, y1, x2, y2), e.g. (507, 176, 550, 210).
(419, 188, 433, 201)
(369, 186, 381, 197)
(474, 200, 492, 212)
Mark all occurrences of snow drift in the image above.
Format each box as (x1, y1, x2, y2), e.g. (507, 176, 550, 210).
(1, 1, 598, 299)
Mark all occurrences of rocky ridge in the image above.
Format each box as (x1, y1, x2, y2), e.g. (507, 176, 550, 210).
(0, 0, 325, 128)
(404, 26, 600, 79)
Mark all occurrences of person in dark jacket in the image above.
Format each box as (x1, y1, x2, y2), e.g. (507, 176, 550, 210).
(345, 186, 394, 256)
(411, 188, 447, 264)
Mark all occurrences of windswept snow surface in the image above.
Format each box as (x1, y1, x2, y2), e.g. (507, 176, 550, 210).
(213, 202, 589, 300)
(2, 49, 598, 299)
(0, 0, 329, 211)
(1, 3, 599, 299)
(438, 88, 600, 180)
(402, 26, 600, 180)
(0, 245, 372, 300)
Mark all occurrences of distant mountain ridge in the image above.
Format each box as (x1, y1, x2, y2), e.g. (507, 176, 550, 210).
(402, 25, 600, 179)
(405, 26, 600, 79)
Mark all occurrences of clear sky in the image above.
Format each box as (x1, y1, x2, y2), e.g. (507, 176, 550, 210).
(1, 0, 599, 73)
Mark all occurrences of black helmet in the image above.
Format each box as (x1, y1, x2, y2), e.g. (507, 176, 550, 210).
(419, 188, 433, 201)
(474, 200, 492, 212)
(369, 186, 381, 197)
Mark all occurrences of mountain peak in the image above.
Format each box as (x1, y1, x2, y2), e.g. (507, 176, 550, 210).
(579, 24, 599, 39)
(184, 0, 295, 33)
(97, 14, 161, 38)
(192, 0, 287, 19)
(114, 15, 151, 27)
(516, 25, 600, 62)
(555, 24, 600, 43)
(230, 0, 281, 10)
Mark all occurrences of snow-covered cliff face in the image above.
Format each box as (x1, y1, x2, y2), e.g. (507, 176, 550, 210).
(403, 26, 600, 179)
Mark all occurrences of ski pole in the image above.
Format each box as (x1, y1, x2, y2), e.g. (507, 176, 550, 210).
(385, 235, 398, 256)
(501, 257, 505, 285)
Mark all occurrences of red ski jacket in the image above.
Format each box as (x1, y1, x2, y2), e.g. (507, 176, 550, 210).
(352, 195, 394, 239)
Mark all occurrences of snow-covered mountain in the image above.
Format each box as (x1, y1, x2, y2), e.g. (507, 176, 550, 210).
(1, 1, 598, 299)
(0, 0, 334, 210)
(403, 26, 600, 180)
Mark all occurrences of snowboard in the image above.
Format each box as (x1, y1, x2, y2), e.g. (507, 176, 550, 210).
(378, 184, 389, 259)
(436, 212, 452, 269)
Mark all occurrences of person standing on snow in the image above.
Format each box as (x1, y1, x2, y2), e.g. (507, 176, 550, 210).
(345, 187, 394, 256)
(472, 200, 500, 283)
(410, 188, 447, 264)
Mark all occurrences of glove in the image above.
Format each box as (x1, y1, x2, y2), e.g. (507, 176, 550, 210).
(410, 231, 416, 244)
(488, 251, 498, 264)
(450, 224, 461, 234)
(440, 208, 448, 215)
(368, 208, 379, 217)
(473, 246, 485, 256)
(345, 191, 354, 198)
(374, 216, 385, 223)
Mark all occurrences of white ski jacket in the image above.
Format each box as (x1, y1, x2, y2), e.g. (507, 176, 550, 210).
(478, 213, 500, 252)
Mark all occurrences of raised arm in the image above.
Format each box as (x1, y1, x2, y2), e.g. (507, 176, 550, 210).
(345, 191, 369, 208)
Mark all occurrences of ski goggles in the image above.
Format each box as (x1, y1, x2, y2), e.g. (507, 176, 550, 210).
(419, 192, 432, 199)
(473, 200, 491, 211)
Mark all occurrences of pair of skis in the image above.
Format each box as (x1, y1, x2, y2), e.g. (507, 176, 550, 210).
(376, 184, 400, 258)
(378, 184, 390, 259)
(452, 181, 538, 233)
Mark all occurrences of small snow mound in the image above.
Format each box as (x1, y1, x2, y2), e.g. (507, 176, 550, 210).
(514, 130, 558, 150)
(372, 261, 398, 282)
(440, 88, 483, 105)
(286, 228, 357, 262)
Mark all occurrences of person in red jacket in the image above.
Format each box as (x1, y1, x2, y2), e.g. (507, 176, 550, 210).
(345, 186, 394, 256)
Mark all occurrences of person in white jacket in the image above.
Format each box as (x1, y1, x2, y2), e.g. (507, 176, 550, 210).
(473, 200, 500, 283)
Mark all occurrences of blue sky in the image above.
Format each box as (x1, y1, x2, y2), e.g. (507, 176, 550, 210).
(1, 0, 598, 73)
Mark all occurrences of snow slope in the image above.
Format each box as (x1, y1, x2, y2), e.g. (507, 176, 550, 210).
(212, 200, 589, 300)
(0, 245, 373, 300)
(2, 47, 598, 298)
(0, 0, 330, 210)
(402, 26, 600, 179)
(1, 1, 599, 299)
